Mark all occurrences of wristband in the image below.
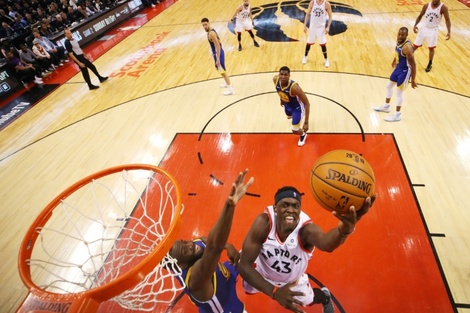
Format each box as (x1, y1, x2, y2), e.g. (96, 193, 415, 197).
(271, 286, 278, 299)
(338, 226, 355, 236)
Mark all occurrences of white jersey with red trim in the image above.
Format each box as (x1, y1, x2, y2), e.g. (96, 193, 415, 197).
(236, 3, 251, 21)
(310, 0, 327, 28)
(253, 205, 314, 285)
(423, 2, 444, 29)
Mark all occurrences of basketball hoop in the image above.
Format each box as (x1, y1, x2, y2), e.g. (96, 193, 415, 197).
(17, 164, 185, 312)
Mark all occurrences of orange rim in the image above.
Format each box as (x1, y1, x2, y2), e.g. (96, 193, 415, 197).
(18, 164, 183, 306)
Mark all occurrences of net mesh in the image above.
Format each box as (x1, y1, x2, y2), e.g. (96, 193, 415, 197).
(24, 167, 185, 311)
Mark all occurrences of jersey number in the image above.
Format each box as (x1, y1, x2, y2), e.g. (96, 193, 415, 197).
(271, 261, 292, 273)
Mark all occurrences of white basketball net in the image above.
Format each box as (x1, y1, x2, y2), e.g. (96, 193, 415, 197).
(26, 168, 185, 311)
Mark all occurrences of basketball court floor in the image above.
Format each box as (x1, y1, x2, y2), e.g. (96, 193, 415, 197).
(1, 0, 470, 312)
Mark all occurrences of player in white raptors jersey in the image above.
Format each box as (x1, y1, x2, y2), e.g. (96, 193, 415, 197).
(231, 0, 260, 51)
(302, 0, 332, 67)
(239, 186, 376, 313)
(412, 0, 451, 72)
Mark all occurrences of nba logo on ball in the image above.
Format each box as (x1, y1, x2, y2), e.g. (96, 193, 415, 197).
(310, 149, 375, 214)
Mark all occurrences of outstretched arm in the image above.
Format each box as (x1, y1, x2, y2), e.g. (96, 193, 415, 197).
(404, 44, 417, 89)
(189, 170, 254, 300)
(303, 0, 313, 33)
(198, 236, 241, 265)
(291, 83, 310, 132)
(301, 195, 377, 252)
(209, 30, 222, 68)
(325, 1, 332, 34)
(413, 4, 426, 33)
(442, 4, 451, 40)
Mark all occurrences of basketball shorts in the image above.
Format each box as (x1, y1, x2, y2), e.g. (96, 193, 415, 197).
(307, 26, 327, 45)
(235, 19, 253, 32)
(413, 26, 439, 48)
(213, 49, 226, 73)
(390, 66, 412, 89)
(284, 104, 304, 129)
(242, 273, 314, 305)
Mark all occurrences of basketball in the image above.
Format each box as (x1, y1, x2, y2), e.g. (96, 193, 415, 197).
(310, 149, 375, 214)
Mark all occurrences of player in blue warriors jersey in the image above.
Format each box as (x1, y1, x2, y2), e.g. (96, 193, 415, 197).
(169, 170, 254, 313)
(201, 17, 234, 95)
(374, 27, 417, 122)
(273, 66, 311, 146)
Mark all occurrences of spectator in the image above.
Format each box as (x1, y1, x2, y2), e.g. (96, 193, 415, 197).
(85, 1, 98, 15)
(24, 13, 35, 26)
(5, 49, 44, 85)
(66, 6, 78, 23)
(29, 0, 41, 12)
(52, 13, 70, 31)
(93, 0, 106, 12)
(32, 29, 67, 65)
(18, 43, 51, 76)
(13, 16, 28, 33)
(76, 5, 90, 21)
(20, 0, 32, 13)
(48, 2, 60, 17)
(1, 21, 16, 39)
(7, 5, 19, 19)
(34, 8, 48, 23)
(0, 9, 15, 25)
(31, 39, 56, 70)
(39, 19, 57, 37)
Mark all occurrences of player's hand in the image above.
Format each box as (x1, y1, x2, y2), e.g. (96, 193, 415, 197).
(445, 33, 451, 40)
(303, 26, 308, 33)
(273, 282, 306, 313)
(392, 59, 397, 68)
(325, 27, 329, 35)
(411, 81, 418, 89)
(413, 26, 418, 33)
(333, 195, 377, 232)
(302, 121, 309, 132)
(225, 243, 240, 266)
(227, 169, 254, 206)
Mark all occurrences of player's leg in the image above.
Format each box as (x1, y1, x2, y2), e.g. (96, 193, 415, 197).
(425, 29, 438, 72)
(291, 108, 307, 146)
(217, 51, 234, 95)
(318, 27, 329, 67)
(244, 20, 259, 47)
(374, 73, 397, 113)
(303, 26, 317, 64)
(384, 70, 409, 122)
(235, 21, 243, 51)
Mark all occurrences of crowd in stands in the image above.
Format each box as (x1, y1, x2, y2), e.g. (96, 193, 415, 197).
(0, 0, 137, 86)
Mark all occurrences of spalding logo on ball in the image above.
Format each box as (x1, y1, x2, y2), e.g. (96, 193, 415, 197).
(310, 149, 375, 214)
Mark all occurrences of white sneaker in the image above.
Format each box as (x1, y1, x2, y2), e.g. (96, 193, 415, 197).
(384, 112, 401, 122)
(34, 77, 44, 84)
(302, 56, 308, 64)
(374, 104, 390, 113)
(324, 58, 330, 67)
(298, 133, 307, 146)
(223, 89, 234, 96)
(220, 83, 228, 88)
